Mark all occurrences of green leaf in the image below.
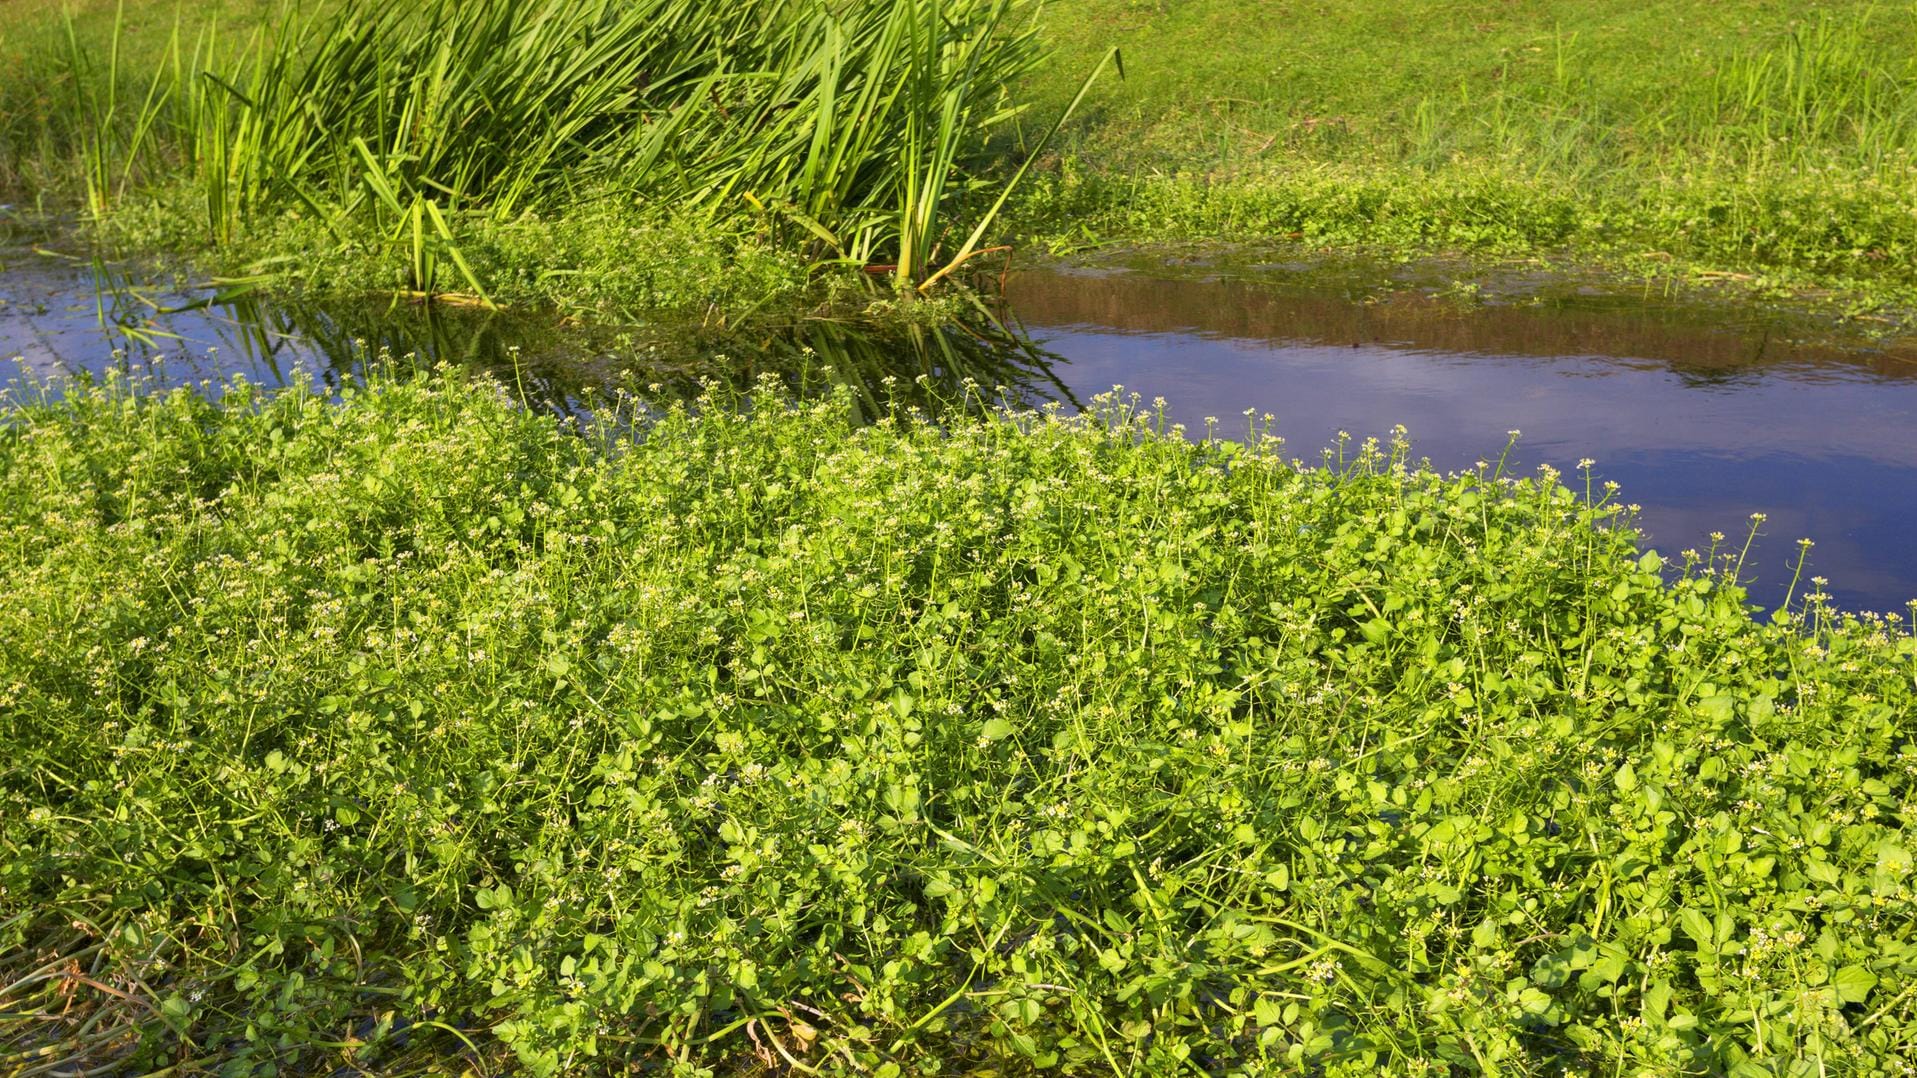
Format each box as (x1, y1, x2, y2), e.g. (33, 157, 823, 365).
(1531, 952, 1572, 988)
(1644, 980, 1672, 1022)
(1876, 842, 1912, 876)
(1614, 762, 1638, 793)
(1678, 907, 1716, 952)
(980, 718, 1015, 741)
(1698, 694, 1734, 721)
(1833, 965, 1878, 1004)
(1518, 986, 1554, 1016)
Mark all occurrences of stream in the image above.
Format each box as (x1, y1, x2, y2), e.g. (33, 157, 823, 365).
(5, 248, 1915, 613)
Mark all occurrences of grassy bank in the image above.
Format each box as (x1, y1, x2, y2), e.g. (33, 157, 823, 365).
(2, 0, 1096, 317)
(4, 370, 1915, 1074)
(1017, 0, 1917, 299)
(11, 1, 1917, 314)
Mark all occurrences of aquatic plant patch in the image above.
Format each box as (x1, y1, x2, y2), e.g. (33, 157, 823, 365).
(2, 372, 1915, 1074)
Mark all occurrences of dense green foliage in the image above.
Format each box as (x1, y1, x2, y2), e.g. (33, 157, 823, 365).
(1011, 162, 1917, 299)
(4, 372, 1915, 1074)
(2, 0, 1080, 303)
(1021, 0, 1917, 294)
(11, 0, 1917, 309)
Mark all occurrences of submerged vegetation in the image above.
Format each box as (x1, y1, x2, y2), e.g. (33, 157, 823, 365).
(4, 369, 1916, 1074)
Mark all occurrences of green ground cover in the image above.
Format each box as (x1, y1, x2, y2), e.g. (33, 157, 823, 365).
(4, 370, 1916, 1074)
(1018, 0, 1917, 300)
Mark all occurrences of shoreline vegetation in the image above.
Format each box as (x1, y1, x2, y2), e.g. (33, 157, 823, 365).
(0, 0, 1115, 321)
(1014, 0, 1917, 307)
(3, 0, 1917, 322)
(5, 369, 1916, 1073)
(7, 2, 1917, 1074)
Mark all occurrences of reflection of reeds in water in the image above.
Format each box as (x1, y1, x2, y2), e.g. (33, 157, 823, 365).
(723, 315, 1081, 422)
(275, 304, 1078, 422)
(71, 265, 1076, 422)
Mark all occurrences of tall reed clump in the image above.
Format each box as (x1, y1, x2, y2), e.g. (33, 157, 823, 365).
(4, 368, 1917, 1075)
(37, 0, 1111, 300)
